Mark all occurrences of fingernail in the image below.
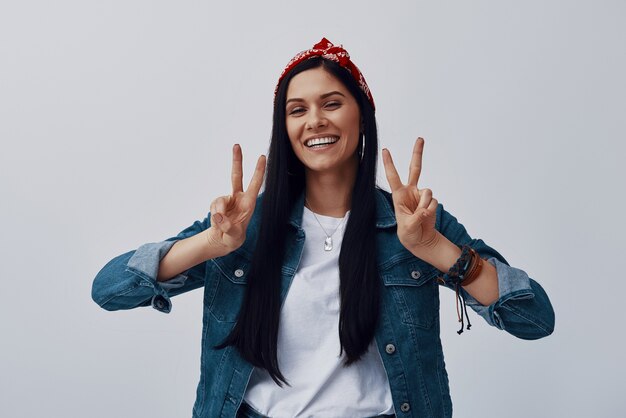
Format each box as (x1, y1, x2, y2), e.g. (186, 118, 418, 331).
(214, 213, 223, 223)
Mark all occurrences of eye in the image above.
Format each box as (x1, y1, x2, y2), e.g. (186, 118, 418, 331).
(288, 107, 305, 115)
(325, 101, 341, 109)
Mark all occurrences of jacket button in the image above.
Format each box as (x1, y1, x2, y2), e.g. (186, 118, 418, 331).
(234, 269, 244, 277)
(155, 298, 165, 309)
(411, 270, 421, 279)
(400, 402, 411, 412)
(385, 344, 396, 354)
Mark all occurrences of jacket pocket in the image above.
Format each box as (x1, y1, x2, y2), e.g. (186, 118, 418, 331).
(205, 251, 250, 323)
(381, 257, 439, 329)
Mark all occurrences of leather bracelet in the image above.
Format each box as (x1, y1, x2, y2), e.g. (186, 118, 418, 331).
(437, 245, 483, 285)
(435, 244, 483, 335)
(460, 247, 483, 286)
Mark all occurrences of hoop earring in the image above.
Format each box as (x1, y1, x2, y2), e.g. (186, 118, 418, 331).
(359, 134, 365, 163)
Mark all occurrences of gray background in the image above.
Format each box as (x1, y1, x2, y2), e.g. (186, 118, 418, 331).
(1, 1, 624, 417)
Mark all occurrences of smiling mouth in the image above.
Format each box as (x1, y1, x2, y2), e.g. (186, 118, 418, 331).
(305, 136, 340, 148)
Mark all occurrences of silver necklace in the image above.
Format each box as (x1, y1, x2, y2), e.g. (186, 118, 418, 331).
(305, 198, 348, 251)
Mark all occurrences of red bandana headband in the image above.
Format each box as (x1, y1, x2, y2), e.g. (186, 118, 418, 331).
(275, 37, 375, 110)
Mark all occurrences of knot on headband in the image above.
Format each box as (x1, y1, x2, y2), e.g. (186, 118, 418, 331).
(275, 37, 375, 110)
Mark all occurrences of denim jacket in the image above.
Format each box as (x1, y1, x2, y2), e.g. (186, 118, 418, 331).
(91, 188, 555, 418)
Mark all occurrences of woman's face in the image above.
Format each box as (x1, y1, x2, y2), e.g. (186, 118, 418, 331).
(285, 66, 361, 177)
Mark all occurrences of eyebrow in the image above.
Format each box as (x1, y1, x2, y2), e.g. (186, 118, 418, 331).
(286, 91, 346, 105)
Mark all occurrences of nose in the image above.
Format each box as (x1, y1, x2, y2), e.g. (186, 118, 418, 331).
(305, 107, 327, 130)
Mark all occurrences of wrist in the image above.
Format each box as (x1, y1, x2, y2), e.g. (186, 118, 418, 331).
(205, 227, 233, 258)
(410, 232, 461, 273)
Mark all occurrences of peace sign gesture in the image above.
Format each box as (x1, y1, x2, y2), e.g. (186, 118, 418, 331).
(382, 137, 440, 255)
(206, 144, 266, 255)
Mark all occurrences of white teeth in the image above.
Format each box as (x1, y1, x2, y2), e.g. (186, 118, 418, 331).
(305, 136, 339, 147)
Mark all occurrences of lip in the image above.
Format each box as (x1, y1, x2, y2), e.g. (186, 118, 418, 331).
(306, 140, 339, 152)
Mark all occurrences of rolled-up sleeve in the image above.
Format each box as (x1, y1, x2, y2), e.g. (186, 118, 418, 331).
(436, 203, 555, 339)
(91, 218, 209, 313)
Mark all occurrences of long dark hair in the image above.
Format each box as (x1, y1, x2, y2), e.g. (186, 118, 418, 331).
(215, 57, 380, 386)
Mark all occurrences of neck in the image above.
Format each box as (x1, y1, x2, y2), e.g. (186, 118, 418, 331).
(304, 161, 357, 218)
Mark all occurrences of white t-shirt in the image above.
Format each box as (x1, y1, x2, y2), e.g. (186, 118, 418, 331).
(243, 207, 395, 418)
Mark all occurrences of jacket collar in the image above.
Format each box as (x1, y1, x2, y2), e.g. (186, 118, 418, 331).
(288, 187, 397, 229)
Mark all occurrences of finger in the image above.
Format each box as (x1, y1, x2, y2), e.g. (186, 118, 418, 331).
(245, 155, 266, 197)
(416, 197, 438, 222)
(215, 196, 228, 216)
(427, 197, 438, 213)
(407, 137, 424, 186)
(231, 144, 244, 194)
(382, 148, 403, 191)
(211, 212, 224, 225)
(417, 188, 432, 209)
(217, 213, 232, 233)
(210, 200, 222, 225)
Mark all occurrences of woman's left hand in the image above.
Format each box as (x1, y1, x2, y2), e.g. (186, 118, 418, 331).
(382, 137, 440, 255)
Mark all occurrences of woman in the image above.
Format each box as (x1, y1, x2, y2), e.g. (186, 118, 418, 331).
(92, 38, 555, 418)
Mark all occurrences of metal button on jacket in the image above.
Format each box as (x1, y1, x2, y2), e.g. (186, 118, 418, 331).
(385, 344, 396, 354)
(411, 270, 421, 279)
(154, 297, 165, 309)
(234, 269, 244, 278)
(400, 402, 411, 412)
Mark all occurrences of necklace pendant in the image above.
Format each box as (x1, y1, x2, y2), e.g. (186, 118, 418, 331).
(324, 236, 333, 251)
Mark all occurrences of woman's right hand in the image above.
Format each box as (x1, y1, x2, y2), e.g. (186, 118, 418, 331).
(206, 144, 266, 255)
